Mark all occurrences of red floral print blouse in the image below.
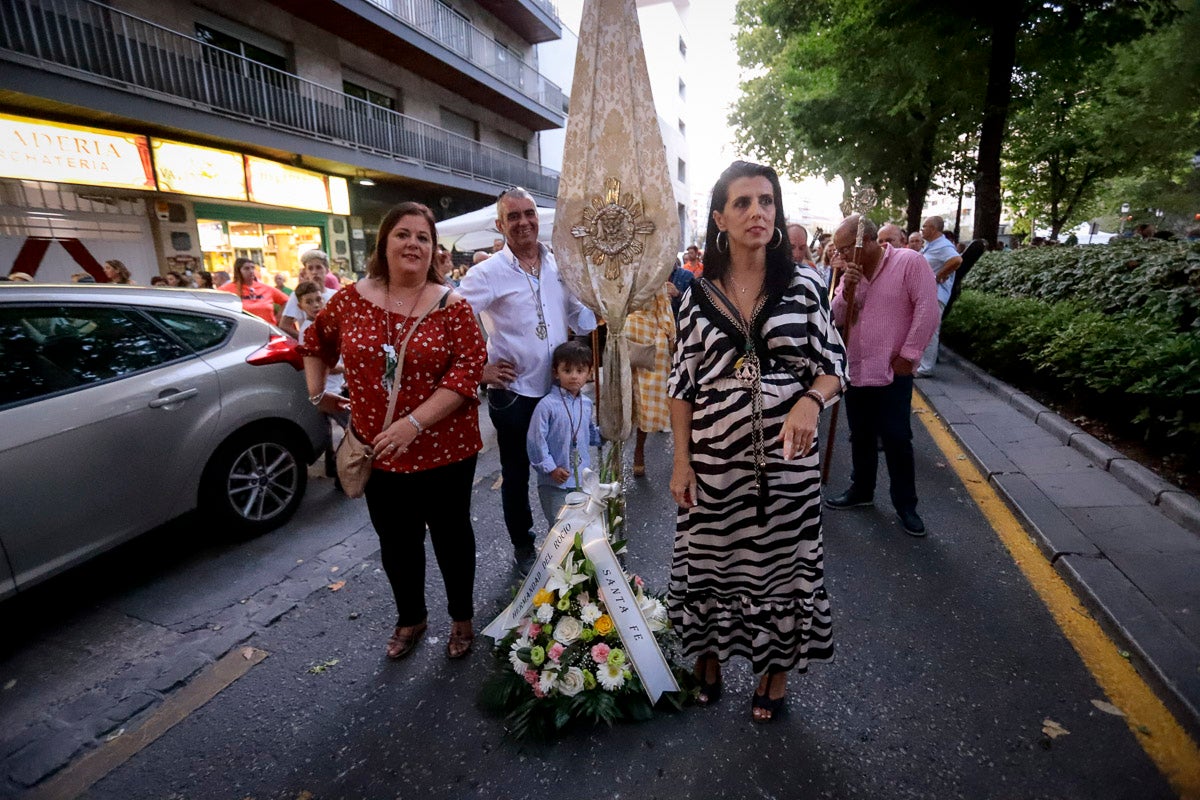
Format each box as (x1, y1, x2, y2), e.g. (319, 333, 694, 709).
(301, 284, 486, 472)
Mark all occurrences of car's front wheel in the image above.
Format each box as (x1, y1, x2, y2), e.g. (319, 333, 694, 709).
(202, 428, 308, 535)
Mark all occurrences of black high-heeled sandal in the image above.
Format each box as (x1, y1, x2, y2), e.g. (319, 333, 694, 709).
(751, 672, 788, 723)
(694, 655, 722, 706)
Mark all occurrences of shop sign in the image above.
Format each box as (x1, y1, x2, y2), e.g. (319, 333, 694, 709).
(245, 156, 330, 213)
(328, 176, 351, 216)
(152, 139, 246, 201)
(0, 112, 154, 190)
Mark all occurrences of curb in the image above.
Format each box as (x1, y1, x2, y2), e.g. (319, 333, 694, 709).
(940, 350, 1200, 537)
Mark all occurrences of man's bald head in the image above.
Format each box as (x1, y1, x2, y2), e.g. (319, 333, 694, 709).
(878, 223, 906, 248)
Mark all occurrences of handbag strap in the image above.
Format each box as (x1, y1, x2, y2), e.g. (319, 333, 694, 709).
(381, 286, 452, 430)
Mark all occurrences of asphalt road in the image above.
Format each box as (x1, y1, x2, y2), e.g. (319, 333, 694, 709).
(0, 404, 1178, 799)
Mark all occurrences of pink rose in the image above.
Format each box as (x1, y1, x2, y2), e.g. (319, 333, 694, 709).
(548, 643, 565, 662)
(527, 623, 543, 638)
(591, 643, 611, 665)
(524, 669, 539, 687)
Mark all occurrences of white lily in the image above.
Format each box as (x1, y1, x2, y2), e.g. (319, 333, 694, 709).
(545, 551, 589, 596)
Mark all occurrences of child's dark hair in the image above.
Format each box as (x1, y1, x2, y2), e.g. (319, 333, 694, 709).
(552, 340, 592, 372)
(294, 280, 320, 299)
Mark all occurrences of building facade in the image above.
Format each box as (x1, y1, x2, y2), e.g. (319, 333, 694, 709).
(0, 0, 566, 283)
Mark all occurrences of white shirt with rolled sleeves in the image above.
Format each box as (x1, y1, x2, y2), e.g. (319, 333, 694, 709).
(458, 243, 597, 398)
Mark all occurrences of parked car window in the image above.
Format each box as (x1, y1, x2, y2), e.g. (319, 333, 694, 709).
(146, 310, 234, 351)
(0, 305, 191, 407)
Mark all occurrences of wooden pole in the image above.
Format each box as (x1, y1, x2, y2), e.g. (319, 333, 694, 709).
(820, 194, 874, 485)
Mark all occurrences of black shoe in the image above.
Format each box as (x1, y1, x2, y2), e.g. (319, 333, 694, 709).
(825, 488, 874, 509)
(896, 509, 926, 536)
(513, 545, 536, 573)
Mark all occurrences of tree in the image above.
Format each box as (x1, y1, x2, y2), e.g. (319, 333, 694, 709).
(732, 0, 1178, 244)
(731, 0, 983, 230)
(998, 1, 1192, 239)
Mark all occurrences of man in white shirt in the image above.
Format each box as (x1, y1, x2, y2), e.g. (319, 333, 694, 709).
(917, 216, 963, 377)
(458, 188, 597, 569)
(279, 250, 337, 338)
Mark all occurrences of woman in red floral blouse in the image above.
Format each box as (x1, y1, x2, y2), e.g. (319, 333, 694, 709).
(301, 202, 487, 661)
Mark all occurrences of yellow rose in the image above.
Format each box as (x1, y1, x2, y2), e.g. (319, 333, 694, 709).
(594, 614, 614, 636)
(533, 589, 555, 607)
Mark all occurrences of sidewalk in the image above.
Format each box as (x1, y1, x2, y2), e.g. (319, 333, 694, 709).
(916, 350, 1200, 736)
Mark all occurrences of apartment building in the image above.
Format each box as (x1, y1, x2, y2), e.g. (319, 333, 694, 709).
(0, 0, 566, 283)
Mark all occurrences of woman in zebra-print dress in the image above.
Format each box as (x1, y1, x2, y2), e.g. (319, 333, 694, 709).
(667, 161, 846, 723)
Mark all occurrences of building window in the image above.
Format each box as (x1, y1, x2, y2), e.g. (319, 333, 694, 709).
(344, 81, 396, 111)
(440, 107, 479, 141)
(678, 79, 686, 100)
(677, 158, 686, 183)
(494, 132, 527, 160)
(195, 22, 288, 73)
(679, 36, 687, 58)
(495, 40, 523, 86)
(679, 119, 686, 137)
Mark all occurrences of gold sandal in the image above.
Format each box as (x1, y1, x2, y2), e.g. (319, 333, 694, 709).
(386, 620, 427, 660)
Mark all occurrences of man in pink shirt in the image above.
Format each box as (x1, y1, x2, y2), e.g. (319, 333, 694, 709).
(826, 215, 939, 535)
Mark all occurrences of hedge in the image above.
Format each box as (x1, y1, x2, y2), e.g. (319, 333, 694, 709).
(967, 239, 1200, 333)
(942, 290, 1200, 457)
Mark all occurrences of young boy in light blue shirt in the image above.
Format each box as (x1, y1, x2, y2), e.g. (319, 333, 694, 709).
(526, 341, 601, 526)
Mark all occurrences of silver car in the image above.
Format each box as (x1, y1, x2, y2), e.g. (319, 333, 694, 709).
(0, 284, 329, 600)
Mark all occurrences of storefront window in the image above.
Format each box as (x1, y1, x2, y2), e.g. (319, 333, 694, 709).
(198, 219, 323, 281)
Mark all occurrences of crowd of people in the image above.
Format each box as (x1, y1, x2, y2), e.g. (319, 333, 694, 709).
(12, 162, 1165, 727)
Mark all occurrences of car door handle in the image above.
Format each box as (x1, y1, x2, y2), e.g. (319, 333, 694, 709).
(148, 388, 199, 408)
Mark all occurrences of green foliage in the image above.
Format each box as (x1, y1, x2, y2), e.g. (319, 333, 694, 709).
(943, 289, 1200, 454)
(965, 239, 1200, 332)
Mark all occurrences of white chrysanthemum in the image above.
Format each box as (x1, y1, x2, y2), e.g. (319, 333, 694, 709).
(580, 603, 602, 624)
(508, 647, 528, 675)
(557, 667, 586, 697)
(553, 616, 583, 644)
(535, 603, 554, 623)
(538, 670, 559, 694)
(597, 661, 626, 691)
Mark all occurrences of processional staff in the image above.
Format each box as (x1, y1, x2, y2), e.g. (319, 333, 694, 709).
(820, 186, 877, 486)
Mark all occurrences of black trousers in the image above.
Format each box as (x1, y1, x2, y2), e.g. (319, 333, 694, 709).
(487, 387, 540, 550)
(363, 455, 477, 626)
(844, 376, 918, 513)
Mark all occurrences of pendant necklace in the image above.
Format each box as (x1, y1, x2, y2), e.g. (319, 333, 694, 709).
(702, 277, 769, 518)
(381, 282, 421, 393)
(518, 255, 549, 340)
(558, 387, 584, 472)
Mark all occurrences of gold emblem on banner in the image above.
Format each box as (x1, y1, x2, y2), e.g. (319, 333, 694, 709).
(570, 177, 656, 280)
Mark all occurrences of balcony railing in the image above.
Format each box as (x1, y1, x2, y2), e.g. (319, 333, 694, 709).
(0, 0, 560, 198)
(365, 0, 567, 114)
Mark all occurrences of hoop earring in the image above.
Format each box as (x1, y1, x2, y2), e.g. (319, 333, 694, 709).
(715, 230, 728, 253)
(770, 227, 784, 249)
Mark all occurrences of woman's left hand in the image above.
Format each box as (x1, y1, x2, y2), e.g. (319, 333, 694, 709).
(372, 418, 419, 459)
(781, 395, 820, 459)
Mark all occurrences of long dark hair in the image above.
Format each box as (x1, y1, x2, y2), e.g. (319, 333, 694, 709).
(368, 202, 441, 285)
(232, 257, 257, 288)
(701, 160, 792, 294)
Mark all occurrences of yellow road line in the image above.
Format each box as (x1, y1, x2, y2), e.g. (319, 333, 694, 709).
(26, 646, 269, 800)
(912, 391, 1200, 799)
